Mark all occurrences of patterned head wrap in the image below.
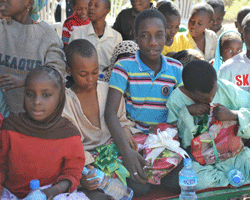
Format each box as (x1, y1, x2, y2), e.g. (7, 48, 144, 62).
(101, 41, 139, 82)
(213, 30, 241, 73)
(30, 0, 47, 21)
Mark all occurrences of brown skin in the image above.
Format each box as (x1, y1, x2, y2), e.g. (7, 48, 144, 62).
(42, 180, 72, 200)
(188, 10, 213, 54)
(209, 7, 225, 33)
(221, 39, 242, 62)
(130, 0, 150, 14)
(165, 14, 180, 47)
(67, 53, 138, 189)
(88, 0, 109, 37)
(105, 17, 166, 183)
(242, 20, 250, 60)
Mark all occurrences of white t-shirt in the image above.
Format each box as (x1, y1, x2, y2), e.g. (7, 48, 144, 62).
(218, 52, 250, 92)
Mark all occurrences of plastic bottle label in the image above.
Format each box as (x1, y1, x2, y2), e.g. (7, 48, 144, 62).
(179, 176, 197, 186)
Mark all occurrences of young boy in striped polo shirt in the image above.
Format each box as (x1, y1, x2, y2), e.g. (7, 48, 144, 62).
(105, 9, 183, 196)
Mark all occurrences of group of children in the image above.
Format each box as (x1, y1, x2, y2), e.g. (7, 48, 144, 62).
(1, 0, 250, 199)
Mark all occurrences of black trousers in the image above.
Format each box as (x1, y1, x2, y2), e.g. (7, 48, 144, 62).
(127, 159, 184, 197)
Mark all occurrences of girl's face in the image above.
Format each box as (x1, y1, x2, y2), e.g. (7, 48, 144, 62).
(135, 17, 166, 63)
(221, 39, 242, 61)
(25, 75, 60, 123)
(67, 53, 99, 92)
(0, 0, 31, 20)
(188, 10, 212, 38)
(166, 15, 180, 41)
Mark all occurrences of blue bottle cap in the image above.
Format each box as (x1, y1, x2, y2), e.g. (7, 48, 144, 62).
(184, 158, 192, 166)
(233, 175, 241, 184)
(30, 179, 40, 189)
(99, 74, 104, 79)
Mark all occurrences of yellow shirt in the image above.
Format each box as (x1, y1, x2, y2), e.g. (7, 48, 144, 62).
(162, 32, 193, 56)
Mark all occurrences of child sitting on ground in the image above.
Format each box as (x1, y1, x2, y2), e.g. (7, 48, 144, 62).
(105, 9, 183, 196)
(0, 66, 87, 200)
(158, 1, 193, 56)
(184, 3, 217, 61)
(218, 14, 250, 92)
(212, 31, 242, 73)
(63, 39, 140, 199)
(166, 60, 250, 190)
(69, 0, 122, 78)
(207, 0, 232, 37)
(102, 40, 139, 82)
(62, 0, 90, 51)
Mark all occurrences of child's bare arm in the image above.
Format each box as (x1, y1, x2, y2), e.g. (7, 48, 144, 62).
(42, 179, 71, 200)
(105, 88, 148, 183)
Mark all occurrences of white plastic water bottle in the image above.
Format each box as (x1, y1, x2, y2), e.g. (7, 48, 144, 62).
(228, 169, 245, 187)
(82, 167, 133, 200)
(179, 158, 197, 200)
(24, 180, 47, 200)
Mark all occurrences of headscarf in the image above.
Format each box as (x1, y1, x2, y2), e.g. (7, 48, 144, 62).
(102, 41, 139, 82)
(30, 0, 47, 21)
(213, 30, 241, 73)
(1, 66, 80, 139)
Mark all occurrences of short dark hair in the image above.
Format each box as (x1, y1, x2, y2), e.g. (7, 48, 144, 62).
(66, 39, 97, 68)
(242, 13, 250, 28)
(173, 49, 204, 67)
(191, 3, 214, 21)
(220, 31, 242, 55)
(134, 9, 167, 35)
(158, 1, 180, 18)
(183, 60, 217, 93)
(25, 65, 63, 89)
(207, 0, 225, 12)
(237, 6, 250, 27)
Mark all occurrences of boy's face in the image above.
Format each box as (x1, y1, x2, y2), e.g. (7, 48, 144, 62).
(88, 0, 109, 22)
(166, 14, 180, 41)
(130, 0, 150, 14)
(135, 17, 166, 63)
(67, 53, 99, 92)
(243, 21, 250, 51)
(221, 39, 242, 61)
(188, 10, 213, 38)
(190, 81, 218, 105)
(72, 0, 89, 20)
(210, 7, 225, 33)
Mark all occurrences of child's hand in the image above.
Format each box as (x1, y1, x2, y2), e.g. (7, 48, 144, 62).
(212, 103, 238, 121)
(123, 126, 138, 150)
(80, 165, 100, 191)
(121, 148, 148, 184)
(0, 74, 25, 91)
(187, 103, 210, 116)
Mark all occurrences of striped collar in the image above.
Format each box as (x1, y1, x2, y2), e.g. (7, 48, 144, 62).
(135, 50, 168, 73)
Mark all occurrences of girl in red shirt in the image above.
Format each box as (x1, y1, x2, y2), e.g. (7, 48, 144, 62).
(0, 66, 88, 200)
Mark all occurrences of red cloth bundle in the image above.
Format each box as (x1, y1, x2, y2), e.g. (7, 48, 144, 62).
(191, 120, 244, 165)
